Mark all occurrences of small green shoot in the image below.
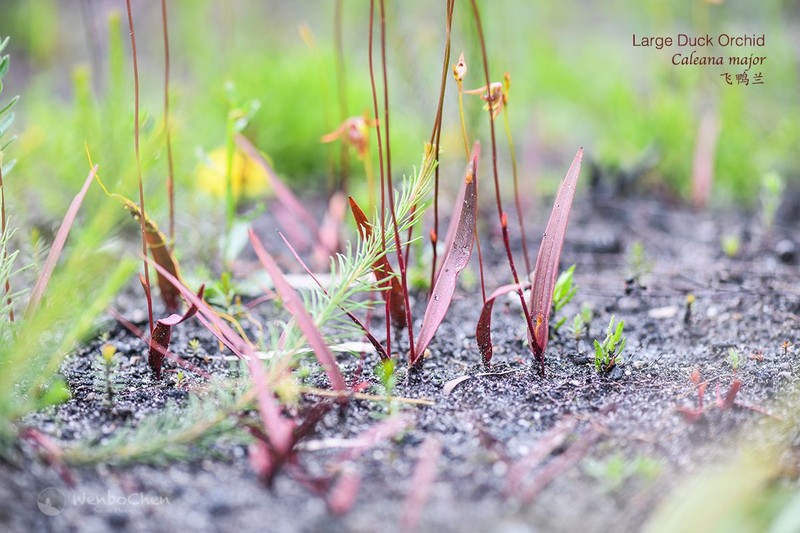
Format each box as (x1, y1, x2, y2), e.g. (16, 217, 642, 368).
(188, 338, 201, 353)
(205, 271, 244, 316)
(727, 347, 741, 372)
(569, 302, 593, 340)
(594, 316, 626, 373)
(373, 359, 399, 418)
(552, 264, 577, 331)
(760, 171, 784, 232)
(585, 453, 661, 492)
(95, 343, 120, 407)
(721, 234, 741, 258)
(626, 241, 652, 292)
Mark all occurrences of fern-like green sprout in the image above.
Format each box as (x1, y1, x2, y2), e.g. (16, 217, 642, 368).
(594, 316, 626, 373)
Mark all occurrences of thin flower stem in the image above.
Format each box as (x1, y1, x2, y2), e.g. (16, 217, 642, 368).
(378, 0, 416, 364)
(161, 0, 175, 249)
(469, 0, 536, 354)
(421, 0, 454, 292)
(457, 83, 470, 158)
(125, 0, 154, 335)
(364, 144, 376, 215)
(503, 104, 531, 274)
(368, 0, 391, 358)
(475, 225, 487, 303)
(334, 0, 350, 192)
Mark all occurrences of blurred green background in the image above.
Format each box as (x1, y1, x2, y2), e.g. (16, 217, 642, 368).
(0, 0, 798, 229)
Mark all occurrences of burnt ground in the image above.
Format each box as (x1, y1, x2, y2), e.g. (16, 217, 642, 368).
(2, 192, 800, 533)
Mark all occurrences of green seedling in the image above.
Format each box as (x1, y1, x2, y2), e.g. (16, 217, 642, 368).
(626, 241, 652, 293)
(585, 453, 661, 492)
(594, 316, 626, 373)
(552, 265, 577, 331)
(727, 347, 741, 372)
(188, 338, 201, 353)
(721, 234, 741, 258)
(95, 343, 121, 406)
(760, 171, 784, 232)
(373, 358, 400, 418)
(570, 302, 593, 340)
(206, 271, 244, 315)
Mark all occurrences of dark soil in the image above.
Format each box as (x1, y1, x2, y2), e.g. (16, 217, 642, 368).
(2, 193, 800, 533)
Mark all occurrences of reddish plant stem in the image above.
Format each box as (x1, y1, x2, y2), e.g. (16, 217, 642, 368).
(469, 0, 536, 360)
(333, 0, 350, 192)
(378, 0, 416, 364)
(125, 0, 154, 335)
(161, 0, 175, 249)
(0, 163, 12, 322)
(475, 225, 487, 303)
(504, 104, 531, 274)
(419, 0, 454, 294)
(367, 0, 391, 358)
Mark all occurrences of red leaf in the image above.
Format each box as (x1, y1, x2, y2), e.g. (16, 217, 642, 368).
(528, 148, 583, 368)
(249, 229, 346, 392)
(476, 282, 530, 367)
(517, 426, 600, 504)
(505, 418, 577, 496)
(148, 285, 204, 379)
(348, 196, 406, 330)
(690, 110, 720, 210)
(327, 468, 361, 516)
(25, 166, 98, 317)
(412, 155, 478, 364)
(337, 415, 412, 462)
(676, 406, 704, 424)
(437, 141, 480, 278)
(723, 379, 742, 410)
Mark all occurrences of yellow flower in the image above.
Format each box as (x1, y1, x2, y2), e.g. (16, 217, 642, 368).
(196, 146, 272, 201)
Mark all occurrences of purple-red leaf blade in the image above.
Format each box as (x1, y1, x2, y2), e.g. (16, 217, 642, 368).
(148, 285, 205, 378)
(528, 148, 583, 364)
(25, 165, 97, 317)
(413, 156, 478, 363)
(476, 282, 530, 367)
(348, 196, 406, 330)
